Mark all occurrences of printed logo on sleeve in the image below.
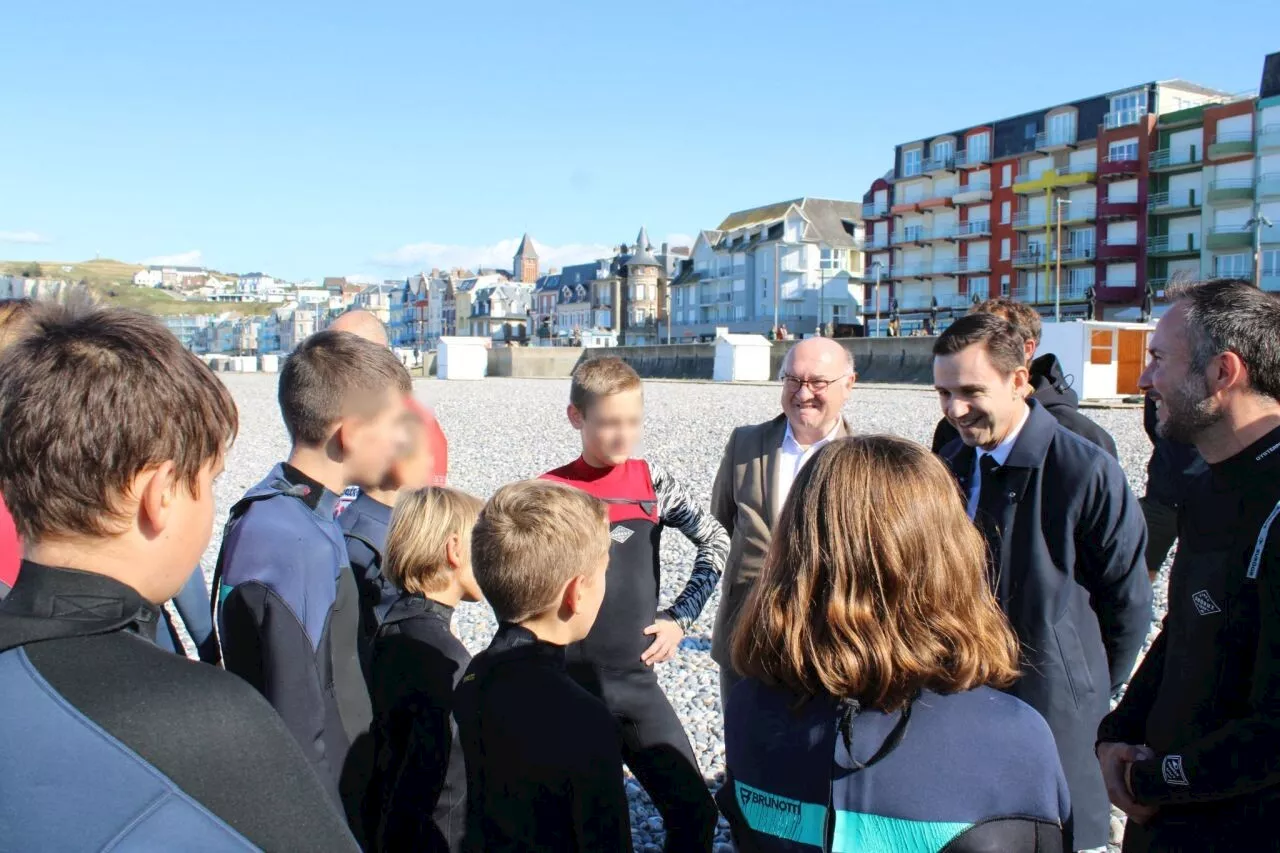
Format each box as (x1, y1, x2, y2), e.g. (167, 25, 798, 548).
(1162, 755, 1190, 787)
(1192, 590, 1222, 616)
(610, 526, 634, 545)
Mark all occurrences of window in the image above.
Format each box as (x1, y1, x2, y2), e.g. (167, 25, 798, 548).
(1002, 164, 1013, 187)
(1047, 112, 1077, 145)
(1001, 201, 1011, 224)
(1091, 329, 1115, 365)
(932, 139, 954, 165)
(733, 278, 746, 292)
(820, 248, 845, 271)
(1216, 253, 1249, 277)
(734, 305, 747, 320)
(635, 284, 646, 300)
(1000, 238, 1011, 261)
(902, 148, 922, 177)
(969, 276, 990, 300)
(968, 132, 990, 163)
(1109, 90, 1149, 128)
(1108, 138, 1139, 162)
(1000, 274, 1010, 296)
(831, 304, 844, 320)
(1265, 249, 1280, 277)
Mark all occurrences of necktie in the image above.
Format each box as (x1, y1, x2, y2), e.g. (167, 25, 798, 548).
(976, 454, 1004, 589)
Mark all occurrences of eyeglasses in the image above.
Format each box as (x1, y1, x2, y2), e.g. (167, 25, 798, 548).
(781, 373, 849, 393)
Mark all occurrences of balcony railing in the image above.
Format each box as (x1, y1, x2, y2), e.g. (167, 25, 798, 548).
(865, 234, 890, 250)
(1261, 123, 1280, 151)
(1147, 234, 1200, 255)
(954, 149, 989, 168)
(1147, 190, 1200, 212)
(1208, 178, 1256, 201)
(1012, 211, 1048, 229)
(892, 226, 929, 244)
(1105, 107, 1149, 129)
(1099, 275, 1137, 290)
(863, 200, 889, 218)
(924, 155, 956, 173)
(1012, 249, 1044, 266)
(1258, 173, 1280, 198)
(954, 256, 992, 274)
(956, 219, 991, 238)
(1214, 130, 1255, 145)
(1149, 147, 1200, 170)
(1036, 130, 1078, 149)
(1056, 162, 1097, 177)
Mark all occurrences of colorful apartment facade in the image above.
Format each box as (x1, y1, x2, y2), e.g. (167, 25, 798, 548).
(863, 79, 1236, 330)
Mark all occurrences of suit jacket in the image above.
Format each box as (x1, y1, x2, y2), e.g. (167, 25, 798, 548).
(941, 399, 1152, 850)
(710, 413, 852, 667)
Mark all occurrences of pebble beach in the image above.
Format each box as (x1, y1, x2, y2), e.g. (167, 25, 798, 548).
(199, 375, 1165, 852)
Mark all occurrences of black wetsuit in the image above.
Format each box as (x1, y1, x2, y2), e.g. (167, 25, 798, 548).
(1099, 426, 1280, 852)
(338, 489, 400, 687)
(542, 457, 729, 852)
(0, 561, 357, 851)
(932, 353, 1118, 457)
(454, 622, 633, 853)
(369, 594, 470, 852)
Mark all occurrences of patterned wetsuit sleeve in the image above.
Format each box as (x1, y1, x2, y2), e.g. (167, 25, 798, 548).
(649, 459, 730, 631)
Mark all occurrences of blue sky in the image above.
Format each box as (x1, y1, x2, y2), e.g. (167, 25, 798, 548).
(3, 0, 1277, 282)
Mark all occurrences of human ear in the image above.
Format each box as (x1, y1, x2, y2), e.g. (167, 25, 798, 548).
(138, 461, 179, 538)
(445, 534, 463, 570)
(566, 404, 584, 431)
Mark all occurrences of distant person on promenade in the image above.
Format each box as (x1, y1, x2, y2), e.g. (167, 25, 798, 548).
(214, 329, 410, 841)
(933, 314, 1151, 852)
(721, 436, 1071, 851)
(931, 297, 1117, 457)
(541, 358, 727, 851)
(0, 304, 357, 850)
(711, 337, 854, 709)
(368, 486, 484, 853)
(456, 481, 633, 852)
(1098, 280, 1280, 852)
(1138, 393, 1206, 581)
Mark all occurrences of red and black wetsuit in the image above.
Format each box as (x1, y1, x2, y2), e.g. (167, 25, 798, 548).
(0, 493, 20, 599)
(542, 457, 728, 852)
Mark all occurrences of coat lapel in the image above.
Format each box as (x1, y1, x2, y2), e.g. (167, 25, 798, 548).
(762, 415, 787, 526)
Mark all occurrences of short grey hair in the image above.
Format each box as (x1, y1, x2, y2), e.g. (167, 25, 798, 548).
(778, 341, 856, 379)
(1166, 278, 1280, 401)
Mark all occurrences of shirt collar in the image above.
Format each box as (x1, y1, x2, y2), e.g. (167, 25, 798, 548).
(280, 463, 339, 515)
(782, 419, 843, 454)
(977, 403, 1030, 468)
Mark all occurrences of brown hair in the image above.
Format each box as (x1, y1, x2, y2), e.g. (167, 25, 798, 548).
(933, 313, 1027, 377)
(731, 435, 1019, 711)
(570, 357, 642, 414)
(279, 330, 411, 446)
(970, 296, 1042, 349)
(0, 299, 34, 354)
(471, 480, 610, 623)
(0, 304, 239, 542)
(385, 487, 484, 594)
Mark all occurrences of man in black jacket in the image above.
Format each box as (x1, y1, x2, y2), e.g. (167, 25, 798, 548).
(934, 314, 1152, 852)
(0, 305, 356, 851)
(1139, 394, 1207, 580)
(932, 297, 1118, 457)
(1097, 279, 1280, 852)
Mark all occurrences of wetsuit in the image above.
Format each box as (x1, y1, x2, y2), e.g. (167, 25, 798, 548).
(0, 561, 358, 851)
(155, 565, 216, 660)
(932, 353, 1118, 457)
(720, 681, 1071, 852)
(369, 594, 470, 853)
(214, 462, 373, 841)
(1098, 426, 1280, 852)
(0, 492, 19, 599)
(338, 488, 400, 684)
(541, 456, 729, 852)
(454, 622, 633, 853)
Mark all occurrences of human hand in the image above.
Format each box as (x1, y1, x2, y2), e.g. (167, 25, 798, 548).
(1097, 742, 1158, 824)
(641, 615, 685, 666)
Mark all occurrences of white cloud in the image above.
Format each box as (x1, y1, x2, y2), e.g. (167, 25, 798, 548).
(0, 230, 51, 245)
(372, 236, 616, 274)
(345, 273, 384, 285)
(663, 233, 695, 250)
(141, 249, 203, 267)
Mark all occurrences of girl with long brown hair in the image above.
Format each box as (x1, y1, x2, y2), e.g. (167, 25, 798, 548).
(718, 435, 1071, 852)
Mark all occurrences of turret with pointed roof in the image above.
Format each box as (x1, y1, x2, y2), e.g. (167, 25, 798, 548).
(513, 233, 539, 284)
(626, 226, 660, 268)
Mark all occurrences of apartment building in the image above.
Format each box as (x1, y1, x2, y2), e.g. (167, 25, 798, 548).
(864, 80, 1230, 329)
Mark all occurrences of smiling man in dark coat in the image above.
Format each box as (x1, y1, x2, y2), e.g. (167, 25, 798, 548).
(933, 313, 1152, 852)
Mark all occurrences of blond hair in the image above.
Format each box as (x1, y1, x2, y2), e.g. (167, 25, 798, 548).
(731, 435, 1019, 712)
(471, 480, 610, 623)
(570, 356, 642, 414)
(0, 299, 35, 355)
(384, 487, 484, 595)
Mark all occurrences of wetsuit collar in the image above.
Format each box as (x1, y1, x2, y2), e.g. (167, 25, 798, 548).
(280, 462, 341, 516)
(489, 622, 568, 662)
(0, 561, 161, 653)
(1209, 425, 1280, 492)
(384, 592, 454, 627)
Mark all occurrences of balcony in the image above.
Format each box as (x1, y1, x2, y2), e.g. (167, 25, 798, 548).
(1148, 190, 1201, 215)
(928, 225, 959, 242)
(924, 155, 957, 175)
(862, 200, 890, 219)
(1099, 273, 1138, 291)
(1012, 210, 1049, 231)
(1149, 147, 1201, 172)
(954, 256, 991, 275)
(1206, 224, 1252, 250)
(1057, 244, 1097, 264)
(953, 181, 992, 204)
(1261, 124, 1280, 152)
(924, 260, 959, 277)
(1209, 130, 1254, 160)
(891, 226, 930, 246)
(896, 264, 930, 279)
(1258, 173, 1280, 199)
(1035, 129, 1078, 152)
(1055, 162, 1098, 185)
(955, 219, 991, 239)
(1105, 107, 1149, 130)
(954, 149, 990, 169)
(1147, 234, 1200, 257)
(1098, 236, 1141, 261)
(1099, 152, 1141, 178)
(1098, 193, 1141, 219)
(1010, 283, 1089, 303)
(1012, 249, 1045, 268)
(918, 188, 957, 210)
(1207, 178, 1255, 204)
(865, 233, 890, 251)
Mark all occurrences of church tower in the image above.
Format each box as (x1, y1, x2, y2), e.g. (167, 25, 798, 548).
(513, 233, 539, 284)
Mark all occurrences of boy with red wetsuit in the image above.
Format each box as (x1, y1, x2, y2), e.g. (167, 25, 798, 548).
(541, 357, 728, 851)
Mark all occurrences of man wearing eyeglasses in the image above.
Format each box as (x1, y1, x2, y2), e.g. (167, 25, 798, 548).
(710, 337, 855, 709)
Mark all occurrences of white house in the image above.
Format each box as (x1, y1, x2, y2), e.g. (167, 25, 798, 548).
(292, 288, 330, 306)
(237, 272, 276, 297)
(133, 268, 164, 287)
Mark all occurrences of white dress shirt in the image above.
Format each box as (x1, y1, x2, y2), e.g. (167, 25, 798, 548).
(967, 404, 1030, 519)
(778, 420, 843, 507)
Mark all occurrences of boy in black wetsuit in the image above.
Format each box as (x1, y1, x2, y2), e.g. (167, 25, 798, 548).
(0, 305, 356, 850)
(541, 357, 728, 851)
(455, 480, 632, 853)
(368, 486, 484, 853)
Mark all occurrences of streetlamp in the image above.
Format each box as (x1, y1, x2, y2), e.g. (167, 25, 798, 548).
(1247, 210, 1275, 287)
(871, 261, 884, 337)
(1054, 197, 1070, 323)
